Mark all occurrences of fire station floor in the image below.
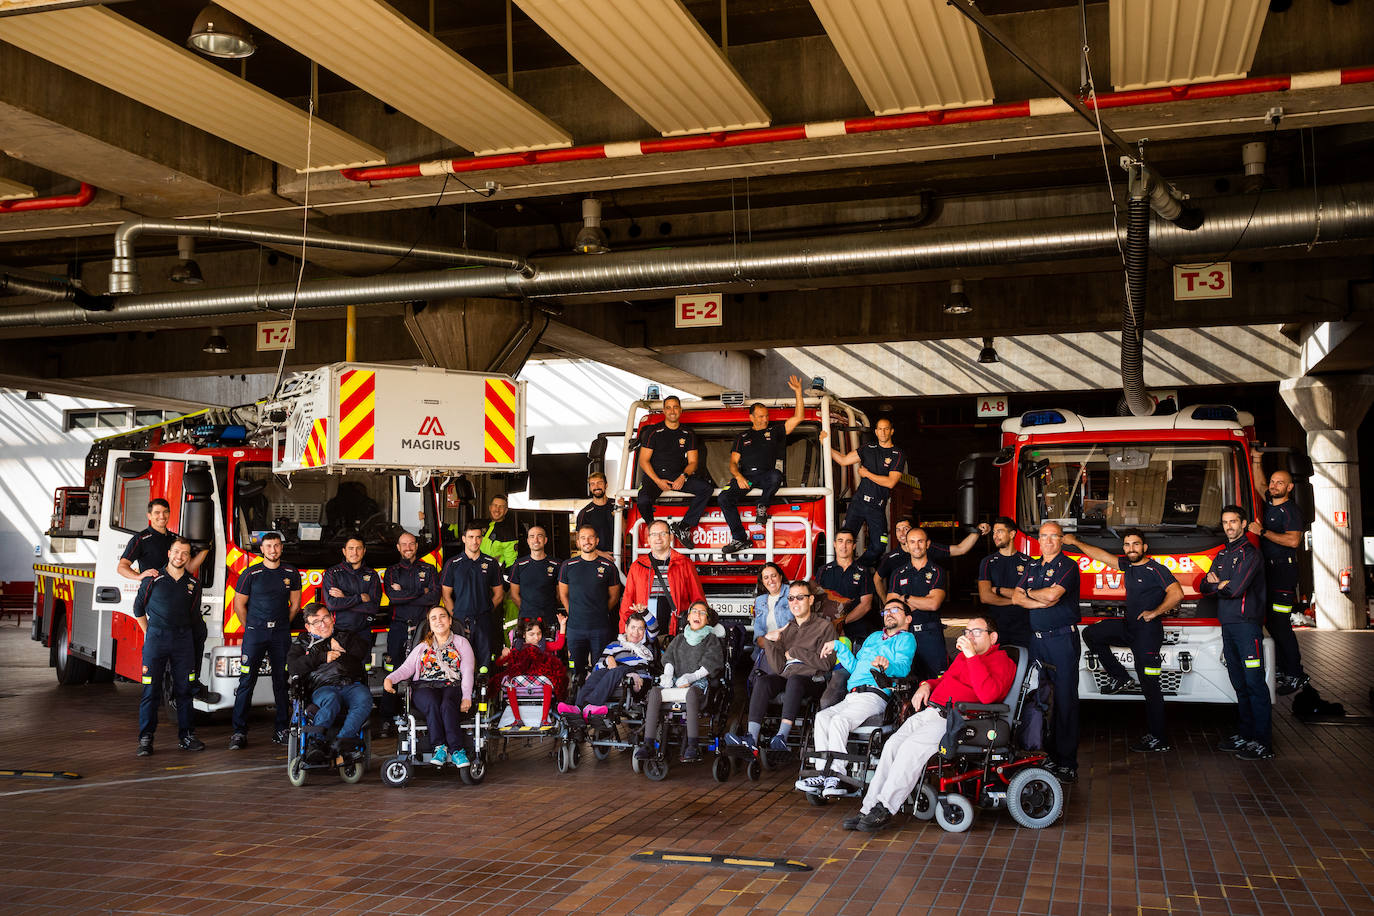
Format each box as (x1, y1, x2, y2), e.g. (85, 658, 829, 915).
(1, 625, 1372, 916)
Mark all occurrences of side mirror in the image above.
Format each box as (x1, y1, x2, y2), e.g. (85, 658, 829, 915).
(955, 457, 979, 528)
(181, 465, 216, 546)
(1287, 452, 1313, 480)
(117, 458, 153, 479)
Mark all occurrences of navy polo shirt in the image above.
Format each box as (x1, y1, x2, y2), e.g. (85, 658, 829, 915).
(511, 555, 561, 620)
(732, 421, 786, 476)
(237, 561, 301, 629)
(889, 560, 948, 626)
(442, 552, 503, 618)
(133, 567, 201, 632)
(1120, 557, 1176, 635)
(558, 556, 618, 629)
(642, 422, 697, 478)
(876, 548, 910, 582)
(855, 442, 906, 506)
(382, 559, 440, 623)
(1015, 553, 1081, 632)
(576, 501, 615, 553)
(978, 549, 1034, 646)
(1261, 497, 1305, 563)
(819, 559, 876, 640)
(121, 527, 176, 572)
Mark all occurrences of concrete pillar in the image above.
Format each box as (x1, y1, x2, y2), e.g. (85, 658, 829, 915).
(1278, 374, 1374, 630)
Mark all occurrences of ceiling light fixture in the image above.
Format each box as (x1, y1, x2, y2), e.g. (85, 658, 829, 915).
(943, 278, 973, 315)
(169, 237, 204, 285)
(978, 336, 999, 364)
(188, 4, 256, 59)
(572, 196, 609, 254)
(202, 327, 229, 354)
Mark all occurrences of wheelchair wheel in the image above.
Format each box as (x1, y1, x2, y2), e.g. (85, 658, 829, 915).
(339, 757, 366, 784)
(460, 750, 487, 786)
(711, 754, 730, 783)
(381, 756, 412, 788)
(592, 742, 611, 762)
(746, 758, 761, 781)
(758, 747, 772, 771)
(934, 794, 975, 833)
(644, 757, 669, 782)
(912, 784, 937, 821)
(630, 752, 642, 774)
(806, 791, 828, 807)
(1006, 767, 1064, 829)
(556, 741, 573, 774)
(287, 755, 308, 788)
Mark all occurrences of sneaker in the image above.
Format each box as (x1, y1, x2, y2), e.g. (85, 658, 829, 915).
(634, 744, 653, 761)
(271, 729, 289, 745)
(450, 749, 471, 768)
(1276, 674, 1310, 696)
(1217, 733, 1248, 753)
(228, 732, 247, 751)
(795, 775, 826, 794)
(841, 810, 865, 831)
(557, 702, 581, 717)
(857, 802, 893, 832)
(583, 705, 609, 718)
(755, 507, 770, 525)
(431, 745, 450, 767)
(1099, 676, 1133, 695)
(722, 538, 750, 555)
(304, 743, 328, 765)
(822, 777, 849, 798)
(1129, 734, 1172, 753)
(723, 733, 758, 751)
(1235, 741, 1274, 761)
(1049, 763, 1077, 783)
(178, 734, 206, 752)
(191, 682, 211, 701)
(136, 736, 154, 757)
(378, 720, 397, 739)
(680, 745, 702, 763)
(769, 734, 789, 753)
(669, 522, 693, 545)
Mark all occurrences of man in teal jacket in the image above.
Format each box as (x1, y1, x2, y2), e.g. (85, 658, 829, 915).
(795, 598, 916, 798)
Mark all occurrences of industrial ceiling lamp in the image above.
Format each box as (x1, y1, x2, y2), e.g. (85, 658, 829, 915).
(202, 327, 229, 354)
(169, 237, 204, 285)
(978, 336, 999, 364)
(572, 196, 610, 254)
(188, 4, 257, 59)
(943, 278, 973, 315)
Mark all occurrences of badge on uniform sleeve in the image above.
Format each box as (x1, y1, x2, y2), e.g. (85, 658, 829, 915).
(283, 578, 291, 587)
(924, 571, 933, 582)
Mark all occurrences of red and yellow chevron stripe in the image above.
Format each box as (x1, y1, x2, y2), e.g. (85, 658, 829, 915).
(484, 378, 517, 464)
(338, 368, 376, 461)
(301, 417, 328, 469)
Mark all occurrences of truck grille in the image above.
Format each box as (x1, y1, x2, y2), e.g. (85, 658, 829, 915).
(1090, 668, 1182, 695)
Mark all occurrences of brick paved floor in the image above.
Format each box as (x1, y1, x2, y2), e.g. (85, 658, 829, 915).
(1, 625, 1372, 915)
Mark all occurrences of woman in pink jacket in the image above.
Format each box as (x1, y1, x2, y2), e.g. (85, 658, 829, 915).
(383, 606, 475, 769)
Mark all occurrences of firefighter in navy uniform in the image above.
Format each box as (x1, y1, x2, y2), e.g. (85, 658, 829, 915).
(577, 472, 617, 561)
(826, 418, 907, 567)
(323, 534, 383, 636)
(510, 524, 561, 634)
(720, 376, 806, 554)
(1202, 505, 1273, 760)
(884, 527, 950, 679)
(1012, 521, 1082, 782)
(1250, 467, 1310, 695)
(636, 395, 713, 545)
(976, 516, 1035, 649)
(228, 532, 301, 749)
(378, 531, 439, 736)
(118, 497, 210, 698)
(819, 529, 876, 645)
(872, 517, 914, 596)
(1065, 528, 1183, 754)
(441, 521, 504, 670)
(133, 538, 204, 756)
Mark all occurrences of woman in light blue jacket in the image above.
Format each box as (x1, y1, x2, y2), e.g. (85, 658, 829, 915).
(751, 562, 791, 671)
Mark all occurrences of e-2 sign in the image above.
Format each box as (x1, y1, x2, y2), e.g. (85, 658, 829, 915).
(675, 293, 723, 328)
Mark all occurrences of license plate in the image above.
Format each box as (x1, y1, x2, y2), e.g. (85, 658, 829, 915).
(710, 599, 754, 619)
(1112, 650, 1170, 666)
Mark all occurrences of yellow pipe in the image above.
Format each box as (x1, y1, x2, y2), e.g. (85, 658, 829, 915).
(346, 304, 356, 361)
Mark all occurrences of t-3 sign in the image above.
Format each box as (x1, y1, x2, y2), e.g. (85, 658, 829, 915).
(675, 293, 723, 328)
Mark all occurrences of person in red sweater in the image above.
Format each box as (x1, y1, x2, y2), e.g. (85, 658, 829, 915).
(842, 615, 1017, 833)
(620, 519, 706, 638)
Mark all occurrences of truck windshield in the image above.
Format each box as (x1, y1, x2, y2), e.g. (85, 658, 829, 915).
(635, 423, 823, 491)
(1017, 441, 1247, 535)
(232, 464, 434, 567)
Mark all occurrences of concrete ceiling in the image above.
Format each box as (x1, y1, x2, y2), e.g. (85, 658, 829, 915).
(1, 0, 1373, 401)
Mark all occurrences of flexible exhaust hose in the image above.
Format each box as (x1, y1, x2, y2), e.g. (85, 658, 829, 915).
(1121, 178, 1155, 417)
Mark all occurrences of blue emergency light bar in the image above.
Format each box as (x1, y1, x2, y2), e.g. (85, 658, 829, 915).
(1019, 409, 1067, 427)
(193, 423, 248, 442)
(1188, 406, 1239, 422)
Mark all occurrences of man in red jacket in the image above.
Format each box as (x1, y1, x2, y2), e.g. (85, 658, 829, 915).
(842, 615, 1017, 832)
(620, 519, 706, 638)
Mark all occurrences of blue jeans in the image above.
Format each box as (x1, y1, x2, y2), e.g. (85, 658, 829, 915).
(1031, 629, 1081, 769)
(231, 626, 291, 732)
(1221, 622, 1272, 746)
(718, 468, 784, 541)
(311, 682, 372, 740)
(138, 627, 195, 739)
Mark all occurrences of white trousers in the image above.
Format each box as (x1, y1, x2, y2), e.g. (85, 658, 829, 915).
(811, 691, 888, 774)
(861, 707, 947, 815)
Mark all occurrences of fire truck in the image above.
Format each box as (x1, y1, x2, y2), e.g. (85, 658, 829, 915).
(957, 404, 1293, 703)
(32, 363, 526, 712)
(596, 388, 919, 622)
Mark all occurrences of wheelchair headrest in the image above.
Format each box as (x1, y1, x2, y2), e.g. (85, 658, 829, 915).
(999, 644, 1030, 713)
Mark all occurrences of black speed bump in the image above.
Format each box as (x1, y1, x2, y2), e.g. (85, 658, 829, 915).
(631, 850, 811, 872)
(0, 769, 81, 780)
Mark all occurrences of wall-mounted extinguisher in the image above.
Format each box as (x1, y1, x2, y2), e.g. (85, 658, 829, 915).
(1340, 567, 1352, 594)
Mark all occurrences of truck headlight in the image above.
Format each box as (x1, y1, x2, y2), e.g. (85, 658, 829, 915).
(214, 656, 243, 678)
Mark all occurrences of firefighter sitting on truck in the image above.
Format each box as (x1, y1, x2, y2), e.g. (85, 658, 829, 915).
(637, 395, 713, 547)
(720, 375, 807, 555)
(119, 498, 211, 699)
(133, 537, 205, 757)
(288, 603, 372, 765)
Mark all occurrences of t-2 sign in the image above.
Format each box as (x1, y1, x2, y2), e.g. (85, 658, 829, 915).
(1173, 262, 1232, 300)
(675, 293, 723, 328)
(256, 320, 296, 351)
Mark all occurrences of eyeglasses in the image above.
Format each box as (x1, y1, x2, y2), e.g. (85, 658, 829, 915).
(787, 595, 810, 602)
(963, 627, 988, 637)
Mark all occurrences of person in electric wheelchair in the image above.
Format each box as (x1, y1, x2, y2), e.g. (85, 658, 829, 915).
(285, 603, 373, 783)
(636, 600, 727, 767)
(724, 579, 833, 760)
(795, 597, 916, 799)
(559, 613, 656, 720)
(382, 605, 476, 769)
(840, 615, 1018, 832)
